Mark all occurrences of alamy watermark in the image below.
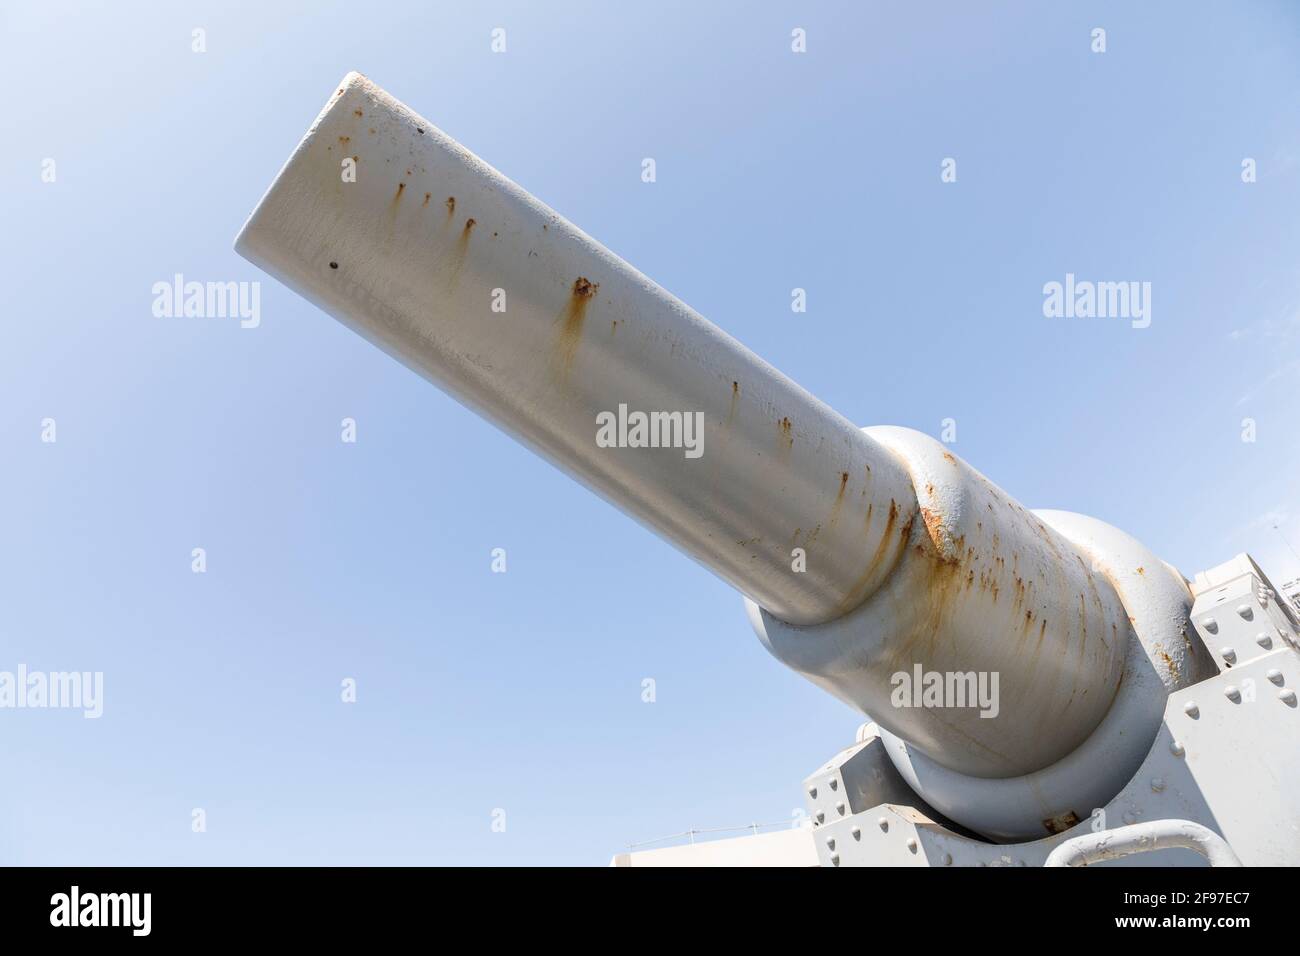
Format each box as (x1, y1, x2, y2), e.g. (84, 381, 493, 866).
(0, 666, 103, 718)
(50, 886, 150, 936)
(152, 274, 261, 328)
(596, 404, 704, 459)
(1042, 273, 1151, 329)
(891, 665, 999, 719)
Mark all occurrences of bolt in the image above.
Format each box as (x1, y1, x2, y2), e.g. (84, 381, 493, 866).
(877, 817, 889, 832)
(1237, 604, 1254, 621)
(1225, 685, 1241, 703)
(835, 802, 845, 816)
(808, 787, 817, 799)
(816, 811, 825, 824)
(850, 826, 862, 841)
(1151, 777, 1165, 793)
(1123, 811, 1137, 825)
(1280, 689, 1297, 707)
(906, 837, 918, 853)
(828, 778, 838, 791)
(941, 852, 953, 866)
(1170, 740, 1185, 757)
(1267, 669, 1285, 685)
(1203, 617, 1219, 634)
(830, 853, 840, 867)
(1257, 633, 1274, 649)
(826, 838, 836, 851)
(1183, 701, 1200, 718)
(1220, 647, 1237, 664)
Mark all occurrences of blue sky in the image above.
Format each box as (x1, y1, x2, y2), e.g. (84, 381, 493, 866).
(1, 0, 1297, 864)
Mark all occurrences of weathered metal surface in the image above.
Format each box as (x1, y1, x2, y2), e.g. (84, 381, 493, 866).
(873, 511, 1212, 839)
(749, 429, 1129, 780)
(235, 72, 917, 627)
(1044, 820, 1242, 867)
(806, 606, 1300, 866)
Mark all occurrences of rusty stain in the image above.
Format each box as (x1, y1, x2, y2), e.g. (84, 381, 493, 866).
(423, 193, 431, 207)
(554, 277, 599, 376)
(1136, 566, 1146, 576)
(442, 216, 479, 291)
(827, 471, 851, 530)
(445, 196, 456, 217)
(942, 451, 956, 464)
(1042, 811, 1081, 835)
(832, 500, 906, 617)
(368, 127, 376, 135)
(1157, 647, 1181, 681)
(778, 417, 794, 449)
(394, 182, 406, 201)
(338, 135, 351, 146)
(353, 108, 363, 117)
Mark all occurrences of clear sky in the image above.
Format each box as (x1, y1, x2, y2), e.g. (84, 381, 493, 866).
(1, 0, 1297, 865)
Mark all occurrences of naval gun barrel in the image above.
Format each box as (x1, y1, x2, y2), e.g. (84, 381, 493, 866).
(237, 73, 1131, 779)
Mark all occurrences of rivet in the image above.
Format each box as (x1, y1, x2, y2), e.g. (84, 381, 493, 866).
(1236, 604, 1254, 621)
(906, 837, 918, 853)
(1203, 617, 1219, 634)
(828, 778, 838, 791)
(816, 811, 825, 824)
(1183, 701, 1200, 718)
(826, 838, 836, 850)
(1220, 647, 1236, 664)
(1123, 811, 1137, 825)
(1224, 685, 1241, 703)
(808, 787, 817, 799)
(877, 817, 889, 832)
(941, 853, 953, 866)
(850, 826, 862, 841)
(1170, 740, 1185, 757)
(1280, 689, 1297, 707)
(1257, 633, 1273, 649)
(1150, 777, 1165, 792)
(1267, 669, 1284, 685)
(830, 853, 840, 867)
(835, 802, 846, 816)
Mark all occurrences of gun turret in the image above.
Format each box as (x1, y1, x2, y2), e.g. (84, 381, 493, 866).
(236, 74, 1214, 840)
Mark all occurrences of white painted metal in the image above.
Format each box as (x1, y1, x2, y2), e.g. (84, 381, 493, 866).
(1043, 821, 1242, 867)
(803, 562, 1300, 866)
(238, 73, 1155, 793)
(749, 429, 1129, 779)
(871, 510, 1214, 840)
(234, 72, 918, 628)
(236, 76, 1300, 868)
